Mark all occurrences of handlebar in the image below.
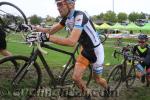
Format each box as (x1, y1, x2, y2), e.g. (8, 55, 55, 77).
(113, 50, 141, 61)
(26, 32, 48, 54)
(36, 42, 48, 54)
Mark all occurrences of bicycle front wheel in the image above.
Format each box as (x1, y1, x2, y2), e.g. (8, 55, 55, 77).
(0, 55, 41, 99)
(0, 2, 28, 42)
(107, 64, 122, 91)
(126, 64, 136, 88)
(0, 2, 28, 31)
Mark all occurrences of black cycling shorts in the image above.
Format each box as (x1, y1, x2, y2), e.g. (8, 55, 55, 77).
(0, 30, 6, 50)
(0, 38, 6, 50)
(81, 49, 97, 63)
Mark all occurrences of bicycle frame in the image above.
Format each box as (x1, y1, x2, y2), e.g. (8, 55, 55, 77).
(114, 50, 134, 82)
(120, 55, 129, 81)
(13, 42, 79, 88)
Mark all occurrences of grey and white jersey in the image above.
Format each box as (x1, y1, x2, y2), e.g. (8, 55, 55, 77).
(59, 10, 100, 49)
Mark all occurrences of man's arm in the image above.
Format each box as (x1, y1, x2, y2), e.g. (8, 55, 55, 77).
(34, 23, 64, 35)
(49, 28, 81, 46)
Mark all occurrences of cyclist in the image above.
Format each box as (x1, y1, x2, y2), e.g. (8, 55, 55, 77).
(0, 28, 12, 56)
(132, 34, 150, 86)
(25, 0, 110, 98)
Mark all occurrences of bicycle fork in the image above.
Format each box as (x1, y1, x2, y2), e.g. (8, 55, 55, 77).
(11, 61, 34, 85)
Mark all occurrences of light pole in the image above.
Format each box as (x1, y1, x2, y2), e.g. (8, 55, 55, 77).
(112, 0, 114, 12)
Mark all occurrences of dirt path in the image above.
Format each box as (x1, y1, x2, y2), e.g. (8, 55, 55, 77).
(0, 66, 149, 100)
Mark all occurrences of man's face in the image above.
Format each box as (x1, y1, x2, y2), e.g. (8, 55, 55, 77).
(56, 1, 69, 17)
(138, 39, 147, 48)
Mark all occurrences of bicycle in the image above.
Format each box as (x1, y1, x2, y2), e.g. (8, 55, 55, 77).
(0, 33, 93, 99)
(107, 47, 138, 91)
(0, 1, 28, 41)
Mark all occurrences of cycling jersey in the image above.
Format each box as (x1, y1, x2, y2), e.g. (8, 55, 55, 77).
(132, 44, 149, 57)
(59, 9, 103, 74)
(59, 9, 100, 49)
(133, 44, 150, 69)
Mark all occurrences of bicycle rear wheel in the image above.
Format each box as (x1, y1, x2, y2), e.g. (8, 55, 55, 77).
(0, 2, 28, 41)
(107, 64, 122, 91)
(60, 64, 92, 97)
(0, 56, 41, 99)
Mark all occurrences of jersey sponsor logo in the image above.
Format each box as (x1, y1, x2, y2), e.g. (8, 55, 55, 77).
(76, 18, 81, 21)
(75, 15, 83, 26)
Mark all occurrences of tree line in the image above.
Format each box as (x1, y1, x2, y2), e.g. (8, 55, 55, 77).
(29, 11, 149, 25)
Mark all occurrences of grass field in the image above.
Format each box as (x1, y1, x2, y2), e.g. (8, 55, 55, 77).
(5, 31, 125, 66)
(0, 31, 150, 100)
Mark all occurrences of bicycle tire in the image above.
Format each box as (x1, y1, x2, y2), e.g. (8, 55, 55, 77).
(107, 64, 122, 91)
(0, 2, 28, 31)
(0, 55, 42, 99)
(0, 2, 28, 42)
(60, 64, 92, 97)
(126, 64, 136, 88)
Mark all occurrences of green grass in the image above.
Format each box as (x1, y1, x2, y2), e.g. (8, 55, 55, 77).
(1, 31, 150, 100)
(4, 31, 134, 66)
(6, 31, 150, 67)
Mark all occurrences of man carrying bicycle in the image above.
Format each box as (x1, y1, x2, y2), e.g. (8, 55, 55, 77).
(24, 0, 110, 98)
(132, 34, 150, 86)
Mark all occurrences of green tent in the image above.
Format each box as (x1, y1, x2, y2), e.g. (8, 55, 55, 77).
(94, 23, 101, 29)
(141, 23, 150, 31)
(125, 23, 140, 31)
(99, 23, 111, 29)
(111, 23, 125, 30)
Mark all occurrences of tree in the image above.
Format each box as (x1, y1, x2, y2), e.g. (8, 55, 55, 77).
(117, 12, 128, 23)
(91, 13, 104, 21)
(103, 11, 117, 23)
(139, 12, 146, 19)
(29, 15, 42, 25)
(128, 12, 140, 22)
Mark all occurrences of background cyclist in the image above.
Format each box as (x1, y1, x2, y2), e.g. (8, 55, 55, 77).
(132, 34, 150, 86)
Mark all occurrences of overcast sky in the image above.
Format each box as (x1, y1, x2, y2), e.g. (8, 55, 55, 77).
(5, 0, 150, 18)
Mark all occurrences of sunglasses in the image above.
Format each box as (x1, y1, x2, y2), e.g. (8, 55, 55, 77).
(56, 2, 66, 7)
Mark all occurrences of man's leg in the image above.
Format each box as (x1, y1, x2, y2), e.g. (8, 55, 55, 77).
(136, 71, 143, 79)
(0, 49, 12, 56)
(93, 73, 108, 89)
(92, 66, 109, 97)
(146, 67, 150, 86)
(0, 35, 12, 57)
(92, 44, 108, 89)
(72, 54, 89, 93)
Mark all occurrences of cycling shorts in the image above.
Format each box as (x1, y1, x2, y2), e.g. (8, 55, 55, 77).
(0, 30, 6, 50)
(76, 44, 104, 75)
